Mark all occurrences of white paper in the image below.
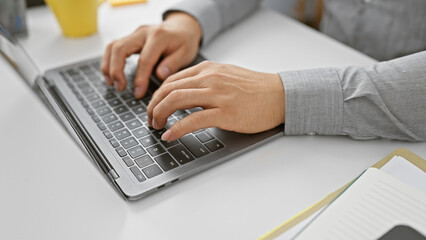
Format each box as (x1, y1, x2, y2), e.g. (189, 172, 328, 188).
(295, 168, 426, 240)
(381, 155, 426, 193)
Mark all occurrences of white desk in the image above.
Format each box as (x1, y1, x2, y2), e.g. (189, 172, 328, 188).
(1, 1, 425, 239)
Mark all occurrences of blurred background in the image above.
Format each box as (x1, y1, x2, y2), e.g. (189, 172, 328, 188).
(0, 0, 319, 37)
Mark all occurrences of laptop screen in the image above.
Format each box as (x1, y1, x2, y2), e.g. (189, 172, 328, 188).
(0, 24, 40, 86)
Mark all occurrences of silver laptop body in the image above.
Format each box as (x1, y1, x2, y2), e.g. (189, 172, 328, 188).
(1, 25, 283, 200)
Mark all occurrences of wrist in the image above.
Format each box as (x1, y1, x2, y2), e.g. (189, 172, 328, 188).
(164, 12, 202, 44)
(269, 73, 286, 124)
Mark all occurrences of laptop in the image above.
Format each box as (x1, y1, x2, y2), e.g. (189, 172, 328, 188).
(0, 24, 283, 200)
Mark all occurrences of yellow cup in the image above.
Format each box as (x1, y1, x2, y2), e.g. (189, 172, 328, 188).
(45, 0, 103, 37)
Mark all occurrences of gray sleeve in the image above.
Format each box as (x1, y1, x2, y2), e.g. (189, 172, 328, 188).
(163, 0, 260, 45)
(279, 51, 426, 142)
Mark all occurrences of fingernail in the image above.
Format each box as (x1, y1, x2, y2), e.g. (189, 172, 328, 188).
(159, 66, 170, 79)
(161, 129, 172, 141)
(152, 119, 157, 129)
(114, 81, 120, 91)
(134, 87, 142, 98)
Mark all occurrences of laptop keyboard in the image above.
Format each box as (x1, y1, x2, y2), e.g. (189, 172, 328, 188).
(60, 61, 225, 182)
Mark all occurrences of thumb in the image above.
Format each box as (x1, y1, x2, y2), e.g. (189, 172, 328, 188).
(156, 49, 191, 80)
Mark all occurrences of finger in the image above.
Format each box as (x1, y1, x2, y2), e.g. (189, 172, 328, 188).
(161, 109, 220, 141)
(101, 42, 114, 86)
(162, 60, 210, 85)
(155, 48, 190, 80)
(109, 34, 146, 91)
(151, 88, 211, 129)
(133, 38, 167, 98)
(147, 77, 202, 120)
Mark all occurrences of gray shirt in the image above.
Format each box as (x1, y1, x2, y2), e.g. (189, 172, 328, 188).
(165, 0, 426, 141)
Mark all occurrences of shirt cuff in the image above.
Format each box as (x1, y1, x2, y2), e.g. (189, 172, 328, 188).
(163, 0, 221, 46)
(279, 68, 344, 136)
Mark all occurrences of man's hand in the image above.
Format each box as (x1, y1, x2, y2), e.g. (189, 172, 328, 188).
(101, 12, 202, 98)
(147, 62, 286, 141)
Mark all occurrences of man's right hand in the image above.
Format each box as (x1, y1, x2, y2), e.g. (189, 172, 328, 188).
(101, 12, 202, 98)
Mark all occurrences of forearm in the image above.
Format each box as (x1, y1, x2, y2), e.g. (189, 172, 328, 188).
(280, 51, 426, 142)
(163, 0, 260, 45)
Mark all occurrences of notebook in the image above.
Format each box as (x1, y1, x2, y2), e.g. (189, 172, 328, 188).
(294, 166, 426, 239)
(261, 148, 426, 239)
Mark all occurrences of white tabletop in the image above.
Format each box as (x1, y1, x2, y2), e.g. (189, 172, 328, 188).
(1, 1, 425, 240)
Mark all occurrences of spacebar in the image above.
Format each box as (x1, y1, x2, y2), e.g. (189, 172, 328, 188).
(179, 135, 209, 158)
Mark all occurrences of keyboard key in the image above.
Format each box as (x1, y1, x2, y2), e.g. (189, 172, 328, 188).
(91, 115, 101, 123)
(86, 107, 95, 115)
(179, 135, 209, 158)
(95, 85, 107, 93)
(128, 145, 146, 158)
(114, 105, 129, 115)
(79, 65, 92, 73)
(139, 112, 148, 123)
(102, 91, 116, 100)
(127, 99, 141, 108)
(114, 128, 131, 140)
(133, 127, 150, 138)
(160, 139, 179, 148)
(108, 121, 124, 132)
(193, 129, 205, 134)
(67, 68, 79, 76)
(81, 87, 95, 95)
(122, 156, 134, 167)
(96, 107, 111, 116)
(132, 105, 146, 115)
(115, 147, 127, 157)
(165, 119, 177, 129)
(103, 131, 113, 139)
(126, 119, 142, 130)
(142, 164, 162, 179)
(73, 79, 85, 85)
(72, 77, 85, 84)
(205, 140, 224, 152)
(147, 144, 166, 157)
(175, 113, 188, 120)
(77, 82, 90, 89)
(92, 62, 100, 69)
(130, 166, 146, 182)
(152, 129, 167, 139)
(91, 100, 106, 109)
(140, 136, 157, 147)
(109, 138, 120, 148)
(97, 122, 107, 131)
(195, 131, 214, 143)
(135, 155, 154, 168)
(73, 90, 82, 99)
(92, 81, 104, 88)
(155, 153, 178, 171)
(120, 137, 138, 149)
(169, 145, 194, 165)
(187, 107, 203, 113)
(108, 98, 122, 107)
(119, 112, 135, 122)
(87, 75, 99, 83)
(173, 110, 187, 116)
(120, 92, 133, 100)
(102, 114, 118, 124)
(86, 93, 100, 102)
